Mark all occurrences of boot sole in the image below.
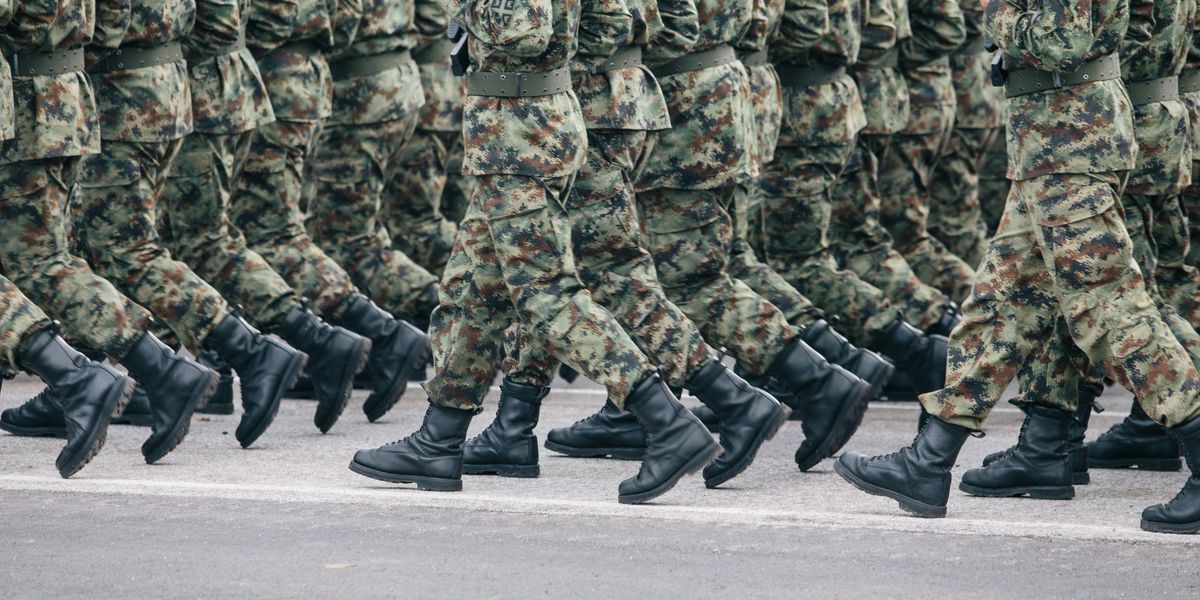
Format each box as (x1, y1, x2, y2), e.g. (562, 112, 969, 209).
(363, 337, 431, 423)
(1073, 471, 1090, 485)
(618, 442, 721, 505)
(1089, 457, 1182, 471)
(704, 403, 788, 489)
(958, 482, 1075, 500)
(145, 372, 219, 464)
(833, 459, 947, 518)
(348, 459, 462, 491)
(463, 463, 540, 478)
(0, 422, 67, 439)
(1140, 518, 1200, 534)
(58, 378, 135, 478)
(543, 440, 644, 461)
(315, 338, 373, 434)
(796, 381, 873, 472)
(239, 353, 307, 449)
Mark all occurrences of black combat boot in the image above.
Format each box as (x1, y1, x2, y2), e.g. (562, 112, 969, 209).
(925, 303, 961, 337)
(544, 400, 647, 460)
(112, 386, 154, 426)
(120, 332, 218, 464)
(618, 372, 721, 504)
(205, 316, 306, 448)
(334, 297, 431, 422)
(834, 414, 973, 518)
(982, 385, 1098, 485)
(959, 404, 1075, 499)
(462, 378, 550, 477)
(195, 350, 236, 414)
(686, 360, 786, 488)
(802, 319, 895, 399)
(734, 363, 800, 417)
(1140, 415, 1200, 533)
(17, 331, 134, 477)
(558, 364, 580, 384)
(768, 340, 873, 472)
(276, 306, 372, 433)
(349, 403, 477, 491)
(869, 316, 948, 394)
(1, 388, 68, 438)
(1088, 400, 1181, 471)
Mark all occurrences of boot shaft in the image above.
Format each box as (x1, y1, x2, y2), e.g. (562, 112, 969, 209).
(1018, 404, 1073, 462)
(118, 332, 175, 386)
(913, 416, 972, 470)
(802, 320, 852, 365)
(869, 317, 927, 370)
(1168, 414, 1200, 474)
(493, 378, 549, 437)
(625, 372, 688, 431)
(337, 296, 399, 341)
(17, 330, 90, 391)
(418, 403, 477, 449)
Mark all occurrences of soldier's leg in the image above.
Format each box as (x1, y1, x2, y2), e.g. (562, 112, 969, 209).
(928, 126, 1000, 268)
(383, 129, 460, 277)
(1156, 185, 1200, 326)
(0, 276, 53, 377)
(308, 115, 439, 323)
(442, 137, 474, 225)
(978, 126, 1010, 236)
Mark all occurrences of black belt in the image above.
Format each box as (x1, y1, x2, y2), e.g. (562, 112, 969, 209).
(775, 61, 847, 87)
(1182, 70, 1200, 94)
(88, 42, 184, 74)
(738, 49, 768, 68)
(9, 48, 85, 76)
(1004, 53, 1121, 98)
(651, 45, 737, 78)
(413, 38, 454, 65)
(596, 46, 643, 73)
(328, 49, 412, 81)
(1125, 76, 1180, 106)
(467, 67, 572, 97)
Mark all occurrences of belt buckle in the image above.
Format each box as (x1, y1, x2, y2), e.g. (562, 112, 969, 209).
(1051, 71, 1063, 90)
(513, 73, 524, 97)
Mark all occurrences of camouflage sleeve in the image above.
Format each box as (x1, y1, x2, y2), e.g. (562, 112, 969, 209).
(1118, 0, 1154, 71)
(899, 0, 964, 67)
(189, 0, 243, 56)
(92, 0, 134, 50)
(2, 0, 70, 49)
(246, 0, 302, 54)
(449, 0, 555, 57)
(415, 0, 448, 39)
(777, 0, 830, 51)
(959, 0, 983, 39)
(329, 0, 364, 52)
(0, 1, 13, 28)
(985, 0, 1096, 72)
(858, 0, 898, 62)
(645, 0, 699, 64)
(577, 0, 635, 62)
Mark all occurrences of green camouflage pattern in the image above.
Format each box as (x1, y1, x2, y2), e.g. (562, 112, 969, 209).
(413, 0, 464, 132)
(74, 140, 232, 352)
(978, 123, 1009, 232)
(384, 129, 468, 276)
(187, 0, 275, 134)
(927, 125, 1000, 267)
(248, 0, 337, 122)
(854, 0, 910, 136)
(1160, 91, 1200, 326)
(0, 158, 151, 360)
(0, 276, 51, 375)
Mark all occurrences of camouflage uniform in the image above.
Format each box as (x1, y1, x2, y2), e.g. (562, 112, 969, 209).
(381, 0, 473, 277)
(925, 0, 1004, 268)
(1158, 24, 1200, 326)
(877, 0, 975, 302)
(922, 0, 1200, 431)
(304, 0, 442, 325)
(158, 0, 302, 332)
(230, 0, 365, 321)
(422, 0, 657, 409)
(977, 122, 1009, 234)
(830, 0, 956, 333)
(70, 0, 241, 353)
(0, 0, 154, 360)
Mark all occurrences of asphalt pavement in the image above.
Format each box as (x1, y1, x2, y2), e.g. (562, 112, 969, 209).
(1, 373, 1197, 598)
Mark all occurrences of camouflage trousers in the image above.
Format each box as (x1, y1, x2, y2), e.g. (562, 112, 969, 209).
(920, 172, 1200, 430)
(978, 125, 1010, 236)
(72, 140, 232, 352)
(383, 128, 473, 277)
(0, 158, 149, 359)
(879, 104, 977, 302)
(0, 276, 52, 375)
(728, 179, 827, 331)
(307, 113, 440, 323)
(1161, 160, 1200, 327)
(160, 130, 299, 331)
(507, 130, 714, 390)
(231, 119, 362, 320)
(423, 174, 654, 410)
(637, 184, 798, 374)
(830, 134, 950, 331)
(928, 126, 1002, 267)
(759, 144, 905, 346)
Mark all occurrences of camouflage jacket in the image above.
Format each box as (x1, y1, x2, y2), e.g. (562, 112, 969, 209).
(413, 0, 463, 132)
(855, 0, 911, 134)
(1186, 13, 1200, 157)
(635, 0, 756, 190)
(188, 0, 275, 134)
(773, 0, 852, 66)
(452, 0, 586, 177)
(89, 0, 195, 142)
(1122, 0, 1196, 195)
(737, 0, 789, 166)
(645, 0, 698, 67)
(986, 0, 1135, 179)
(0, 0, 14, 140)
(326, 0, 425, 125)
(572, 0, 671, 131)
(0, 0, 100, 163)
(247, 0, 346, 121)
(948, 1, 1001, 129)
(899, 0, 963, 110)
